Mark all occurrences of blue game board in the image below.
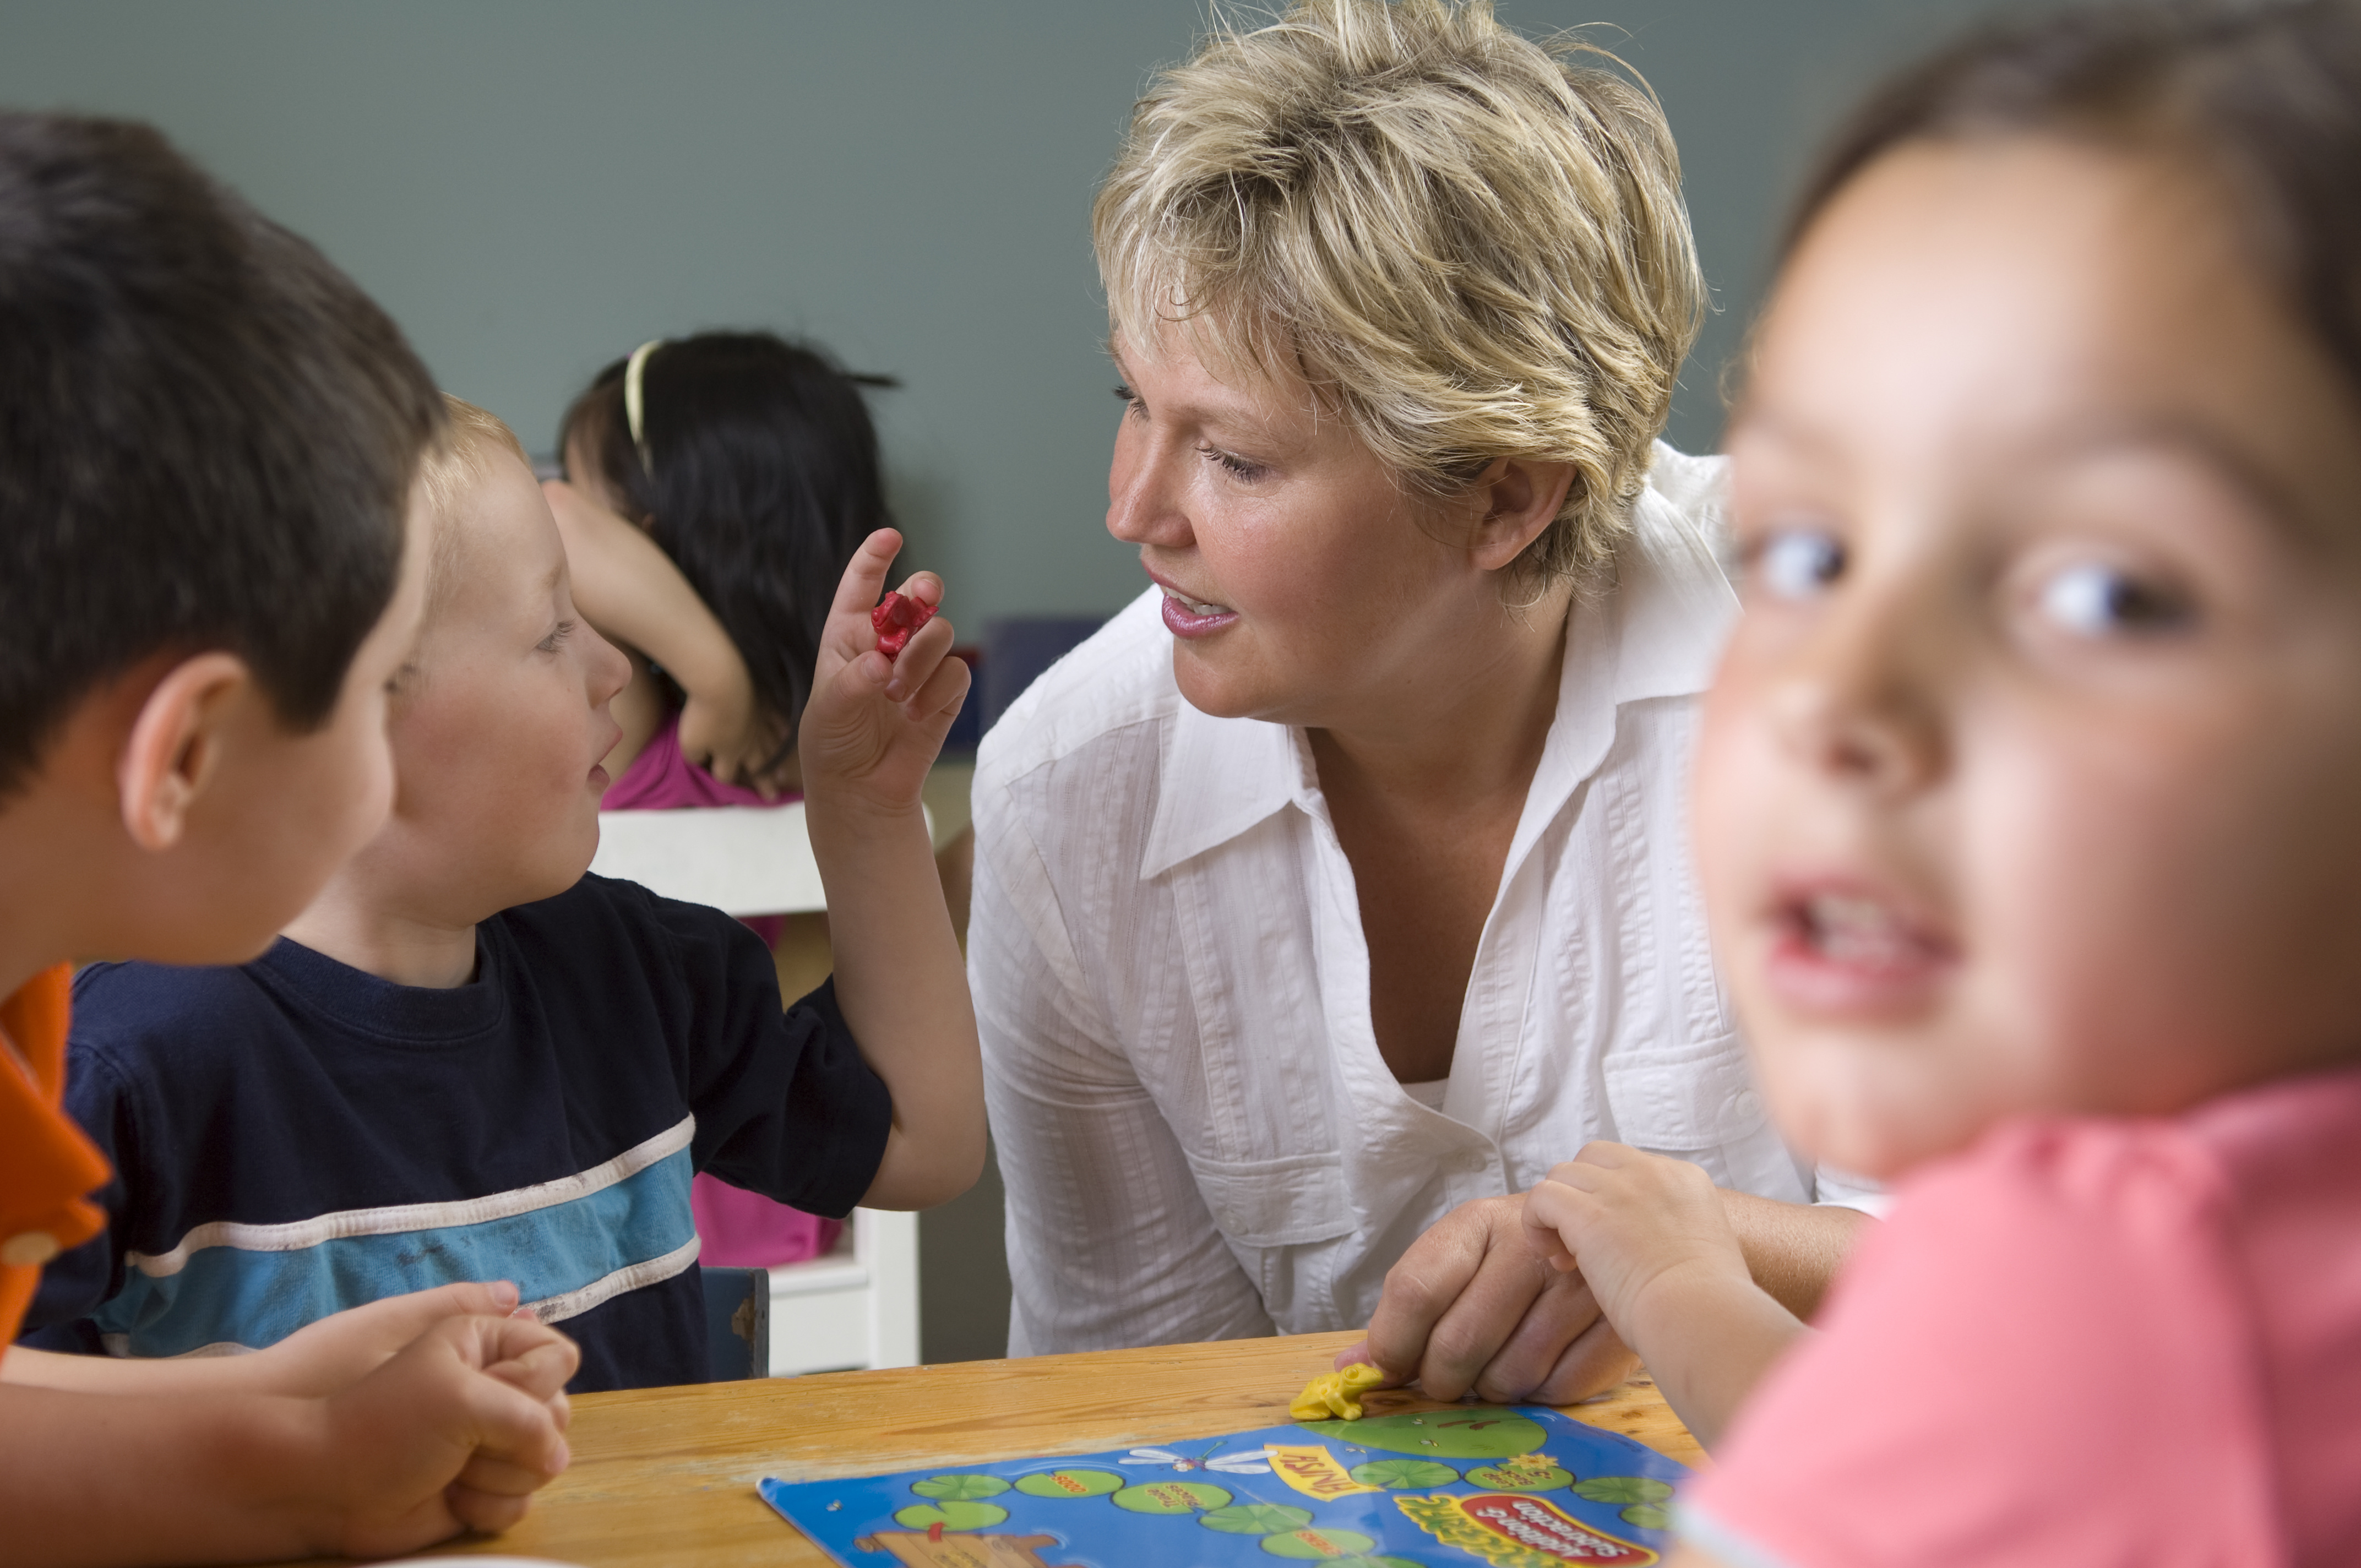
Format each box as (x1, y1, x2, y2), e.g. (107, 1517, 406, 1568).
(760, 1405, 1687, 1568)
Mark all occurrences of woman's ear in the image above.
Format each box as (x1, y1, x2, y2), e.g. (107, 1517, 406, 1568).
(117, 652, 254, 852)
(1467, 457, 1577, 573)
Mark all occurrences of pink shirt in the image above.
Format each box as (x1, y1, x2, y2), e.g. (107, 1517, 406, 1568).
(1685, 1065, 2361, 1568)
(602, 709, 841, 1268)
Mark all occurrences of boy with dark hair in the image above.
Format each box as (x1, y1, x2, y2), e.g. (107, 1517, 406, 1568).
(0, 112, 577, 1562)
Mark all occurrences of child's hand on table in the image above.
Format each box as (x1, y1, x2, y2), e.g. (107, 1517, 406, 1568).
(799, 527, 970, 817)
(307, 1309, 579, 1555)
(248, 1280, 547, 1397)
(1523, 1143, 1805, 1448)
(1523, 1143, 1752, 1329)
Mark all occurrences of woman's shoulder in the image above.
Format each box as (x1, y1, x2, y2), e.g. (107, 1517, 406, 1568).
(976, 585, 1177, 790)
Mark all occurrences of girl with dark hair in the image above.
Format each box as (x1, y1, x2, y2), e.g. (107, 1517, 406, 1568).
(547, 330, 896, 805)
(1496, 2, 2361, 1562)
(544, 329, 900, 1269)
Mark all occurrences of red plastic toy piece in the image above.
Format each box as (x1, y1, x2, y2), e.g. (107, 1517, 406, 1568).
(870, 591, 938, 662)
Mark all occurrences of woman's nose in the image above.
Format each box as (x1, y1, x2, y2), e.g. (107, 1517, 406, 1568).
(1106, 423, 1193, 549)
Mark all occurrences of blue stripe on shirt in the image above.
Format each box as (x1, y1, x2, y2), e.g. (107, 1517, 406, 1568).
(90, 1144, 698, 1358)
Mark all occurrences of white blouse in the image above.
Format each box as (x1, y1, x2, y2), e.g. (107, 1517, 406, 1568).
(970, 446, 1877, 1355)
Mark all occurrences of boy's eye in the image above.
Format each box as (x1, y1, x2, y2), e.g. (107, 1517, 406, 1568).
(1753, 529, 1846, 601)
(2036, 563, 2191, 639)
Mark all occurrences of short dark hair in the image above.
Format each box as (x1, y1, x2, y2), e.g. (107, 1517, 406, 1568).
(0, 113, 444, 796)
(1787, 0, 2361, 401)
(558, 331, 896, 774)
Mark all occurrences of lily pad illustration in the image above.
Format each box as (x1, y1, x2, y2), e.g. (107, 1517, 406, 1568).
(1201, 1503, 1315, 1535)
(911, 1474, 1011, 1501)
(892, 1501, 1008, 1532)
(1571, 1477, 1674, 1505)
(1263, 1527, 1378, 1559)
(1347, 1459, 1459, 1490)
(1620, 1504, 1672, 1530)
(1016, 1468, 1124, 1499)
(1464, 1458, 1571, 1491)
(1112, 1480, 1232, 1514)
(1297, 1408, 1546, 1460)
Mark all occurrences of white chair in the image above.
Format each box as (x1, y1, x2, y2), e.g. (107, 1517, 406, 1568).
(590, 803, 923, 1375)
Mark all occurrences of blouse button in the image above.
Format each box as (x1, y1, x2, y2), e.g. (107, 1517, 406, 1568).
(1, 1231, 60, 1267)
(1733, 1090, 1764, 1122)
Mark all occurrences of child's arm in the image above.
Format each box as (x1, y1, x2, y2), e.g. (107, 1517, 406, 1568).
(543, 478, 785, 790)
(4, 1281, 535, 1396)
(1522, 1143, 1807, 1448)
(796, 529, 984, 1209)
(0, 1309, 576, 1566)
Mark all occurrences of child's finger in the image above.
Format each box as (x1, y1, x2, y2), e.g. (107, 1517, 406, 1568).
(451, 1448, 566, 1498)
(882, 613, 956, 700)
(1522, 1180, 1584, 1272)
(826, 529, 905, 637)
(445, 1482, 537, 1537)
(902, 641, 973, 726)
(893, 569, 945, 609)
(482, 1332, 581, 1406)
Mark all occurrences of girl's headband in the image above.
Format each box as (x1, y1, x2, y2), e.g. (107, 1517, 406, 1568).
(623, 337, 664, 473)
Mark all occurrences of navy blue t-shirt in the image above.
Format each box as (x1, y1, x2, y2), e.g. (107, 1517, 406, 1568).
(21, 873, 891, 1392)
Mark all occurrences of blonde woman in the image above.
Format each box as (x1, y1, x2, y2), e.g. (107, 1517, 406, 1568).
(971, 0, 1875, 1398)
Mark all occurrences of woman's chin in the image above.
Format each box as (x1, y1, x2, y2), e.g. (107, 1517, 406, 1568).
(1170, 642, 1270, 721)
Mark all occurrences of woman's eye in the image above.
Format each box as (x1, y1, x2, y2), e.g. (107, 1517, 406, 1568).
(1203, 446, 1266, 483)
(1112, 384, 1144, 418)
(537, 620, 575, 654)
(2036, 563, 2191, 639)
(1753, 529, 1846, 601)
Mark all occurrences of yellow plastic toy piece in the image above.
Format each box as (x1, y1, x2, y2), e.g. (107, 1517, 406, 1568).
(1288, 1361, 1387, 1421)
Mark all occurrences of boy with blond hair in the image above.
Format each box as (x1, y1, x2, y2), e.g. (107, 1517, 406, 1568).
(28, 399, 984, 1390)
(0, 115, 576, 1564)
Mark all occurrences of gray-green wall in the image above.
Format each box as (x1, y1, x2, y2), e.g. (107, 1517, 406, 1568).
(2, 1, 2016, 628)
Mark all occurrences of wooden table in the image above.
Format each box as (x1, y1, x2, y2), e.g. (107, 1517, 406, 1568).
(316, 1331, 1696, 1567)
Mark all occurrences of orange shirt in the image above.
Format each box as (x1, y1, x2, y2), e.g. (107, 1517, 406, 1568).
(0, 966, 109, 1343)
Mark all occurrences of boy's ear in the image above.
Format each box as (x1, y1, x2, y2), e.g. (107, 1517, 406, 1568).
(117, 652, 255, 852)
(1466, 456, 1577, 574)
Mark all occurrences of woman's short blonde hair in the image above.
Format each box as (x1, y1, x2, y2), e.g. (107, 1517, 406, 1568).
(1094, 0, 1706, 588)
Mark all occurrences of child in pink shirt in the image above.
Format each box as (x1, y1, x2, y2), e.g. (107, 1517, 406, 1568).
(544, 333, 899, 1267)
(1513, 3, 2361, 1564)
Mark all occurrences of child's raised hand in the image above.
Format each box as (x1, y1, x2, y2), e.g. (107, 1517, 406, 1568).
(799, 528, 970, 815)
(306, 1311, 578, 1557)
(1522, 1142, 1751, 1338)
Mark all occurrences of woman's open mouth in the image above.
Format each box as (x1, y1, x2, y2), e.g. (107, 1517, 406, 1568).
(1157, 584, 1239, 639)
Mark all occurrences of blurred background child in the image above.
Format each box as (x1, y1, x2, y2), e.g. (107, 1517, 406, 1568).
(1513, 2, 2361, 1562)
(545, 331, 900, 1269)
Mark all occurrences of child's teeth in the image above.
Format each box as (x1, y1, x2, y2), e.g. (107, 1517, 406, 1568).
(1806, 894, 1917, 966)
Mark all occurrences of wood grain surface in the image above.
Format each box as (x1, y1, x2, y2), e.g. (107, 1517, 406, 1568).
(284, 1331, 1698, 1567)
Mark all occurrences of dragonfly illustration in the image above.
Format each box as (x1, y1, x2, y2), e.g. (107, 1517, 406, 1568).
(1118, 1444, 1275, 1474)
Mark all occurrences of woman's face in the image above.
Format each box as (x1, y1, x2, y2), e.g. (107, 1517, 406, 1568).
(1106, 330, 1498, 729)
